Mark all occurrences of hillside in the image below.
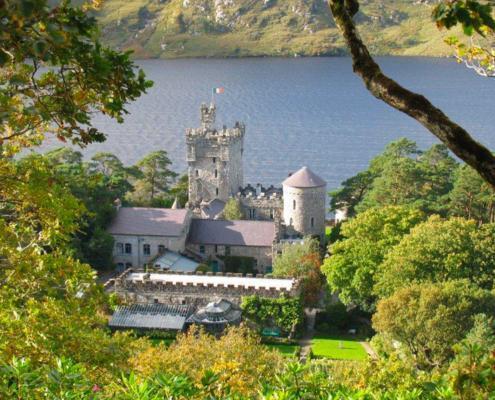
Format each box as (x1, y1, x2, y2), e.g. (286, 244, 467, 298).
(96, 0, 461, 58)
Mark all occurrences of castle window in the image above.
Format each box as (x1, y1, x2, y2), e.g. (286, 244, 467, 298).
(215, 244, 218, 253)
(216, 188, 219, 196)
(213, 157, 216, 163)
(116, 242, 124, 254)
(196, 169, 199, 177)
(293, 200, 296, 210)
(199, 245, 205, 254)
(215, 169, 218, 178)
(158, 245, 165, 254)
(270, 209, 274, 219)
(125, 243, 132, 254)
(289, 218, 293, 226)
(225, 246, 231, 256)
(143, 244, 150, 256)
(311, 217, 314, 228)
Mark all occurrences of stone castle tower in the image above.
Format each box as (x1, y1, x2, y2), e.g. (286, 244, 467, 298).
(282, 166, 326, 240)
(186, 103, 245, 207)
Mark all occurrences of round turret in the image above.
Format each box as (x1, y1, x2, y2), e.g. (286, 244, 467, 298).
(282, 166, 326, 239)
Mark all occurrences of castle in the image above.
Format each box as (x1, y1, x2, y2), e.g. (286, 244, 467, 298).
(108, 103, 326, 273)
(186, 103, 327, 240)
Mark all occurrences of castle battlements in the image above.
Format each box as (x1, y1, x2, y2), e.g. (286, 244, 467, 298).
(111, 268, 300, 306)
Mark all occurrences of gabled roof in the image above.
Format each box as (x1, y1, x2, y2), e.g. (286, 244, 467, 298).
(282, 166, 326, 188)
(107, 207, 189, 237)
(188, 219, 275, 247)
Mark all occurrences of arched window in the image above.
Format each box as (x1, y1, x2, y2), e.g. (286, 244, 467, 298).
(293, 199, 296, 210)
(311, 217, 314, 228)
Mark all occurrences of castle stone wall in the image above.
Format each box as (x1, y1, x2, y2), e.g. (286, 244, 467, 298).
(186, 104, 244, 206)
(283, 185, 326, 239)
(112, 270, 300, 307)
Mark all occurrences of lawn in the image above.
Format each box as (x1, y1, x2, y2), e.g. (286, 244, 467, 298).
(265, 343, 300, 357)
(311, 335, 368, 361)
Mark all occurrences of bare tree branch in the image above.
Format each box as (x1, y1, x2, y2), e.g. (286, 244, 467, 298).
(328, 0, 495, 188)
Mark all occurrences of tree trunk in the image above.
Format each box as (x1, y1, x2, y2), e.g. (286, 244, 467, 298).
(328, 0, 495, 188)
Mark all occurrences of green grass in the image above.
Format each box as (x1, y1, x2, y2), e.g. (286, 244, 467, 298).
(311, 335, 368, 361)
(265, 343, 300, 357)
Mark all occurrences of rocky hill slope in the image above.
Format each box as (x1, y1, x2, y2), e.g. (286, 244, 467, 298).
(96, 0, 458, 58)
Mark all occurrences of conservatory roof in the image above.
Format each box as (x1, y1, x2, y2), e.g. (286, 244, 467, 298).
(109, 303, 193, 331)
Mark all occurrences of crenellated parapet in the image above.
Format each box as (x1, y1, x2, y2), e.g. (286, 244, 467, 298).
(112, 269, 300, 306)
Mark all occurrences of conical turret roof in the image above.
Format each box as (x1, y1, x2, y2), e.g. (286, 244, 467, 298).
(282, 166, 326, 188)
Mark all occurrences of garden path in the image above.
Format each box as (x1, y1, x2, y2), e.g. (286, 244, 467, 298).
(299, 308, 317, 363)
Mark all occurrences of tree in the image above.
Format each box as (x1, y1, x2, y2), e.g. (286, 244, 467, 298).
(222, 198, 244, 220)
(0, 0, 151, 153)
(435, 1, 495, 78)
(0, 0, 151, 376)
(322, 206, 425, 311)
(329, 171, 374, 217)
(449, 164, 495, 223)
(272, 237, 324, 306)
(372, 280, 495, 369)
(331, 140, 458, 216)
(448, 314, 495, 398)
(130, 150, 178, 205)
(375, 216, 495, 298)
(328, 0, 495, 188)
(169, 174, 189, 208)
(129, 325, 283, 398)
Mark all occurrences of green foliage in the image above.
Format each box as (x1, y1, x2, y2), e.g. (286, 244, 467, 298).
(222, 197, 244, 220)
(241, 295, 303, 336)
(433, 0, 495, 36)
(449, 164, 495, 223)
(221, 255, 256, 274)
(273, 237, 324, 306)
(128, 150, 178, 205)
(195, 263, 211, 273)
(375, 216, 495, 297)
(315, 303, 349, 332)
(322, 205, 425, 311)
(0, 0, 152, 153)
(372, 280, 495, 369)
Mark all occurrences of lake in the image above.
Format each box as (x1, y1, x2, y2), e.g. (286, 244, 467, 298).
(39, 57, 495, 190)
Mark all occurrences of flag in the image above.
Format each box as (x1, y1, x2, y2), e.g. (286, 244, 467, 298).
(213, 87, 225, 94)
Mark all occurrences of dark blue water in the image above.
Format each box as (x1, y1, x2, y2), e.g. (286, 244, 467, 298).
(39, 57, 495, 190)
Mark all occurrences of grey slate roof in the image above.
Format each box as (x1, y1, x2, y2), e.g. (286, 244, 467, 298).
(282, 166, 326, 188)
(107, 207, 189, 237)
(109, 303, 193, 331)
(188, 219, 275, 247)
(201, 199, 226, 219)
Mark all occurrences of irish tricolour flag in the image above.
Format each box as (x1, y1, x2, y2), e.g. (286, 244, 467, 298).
(213, 87, 225, 94)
